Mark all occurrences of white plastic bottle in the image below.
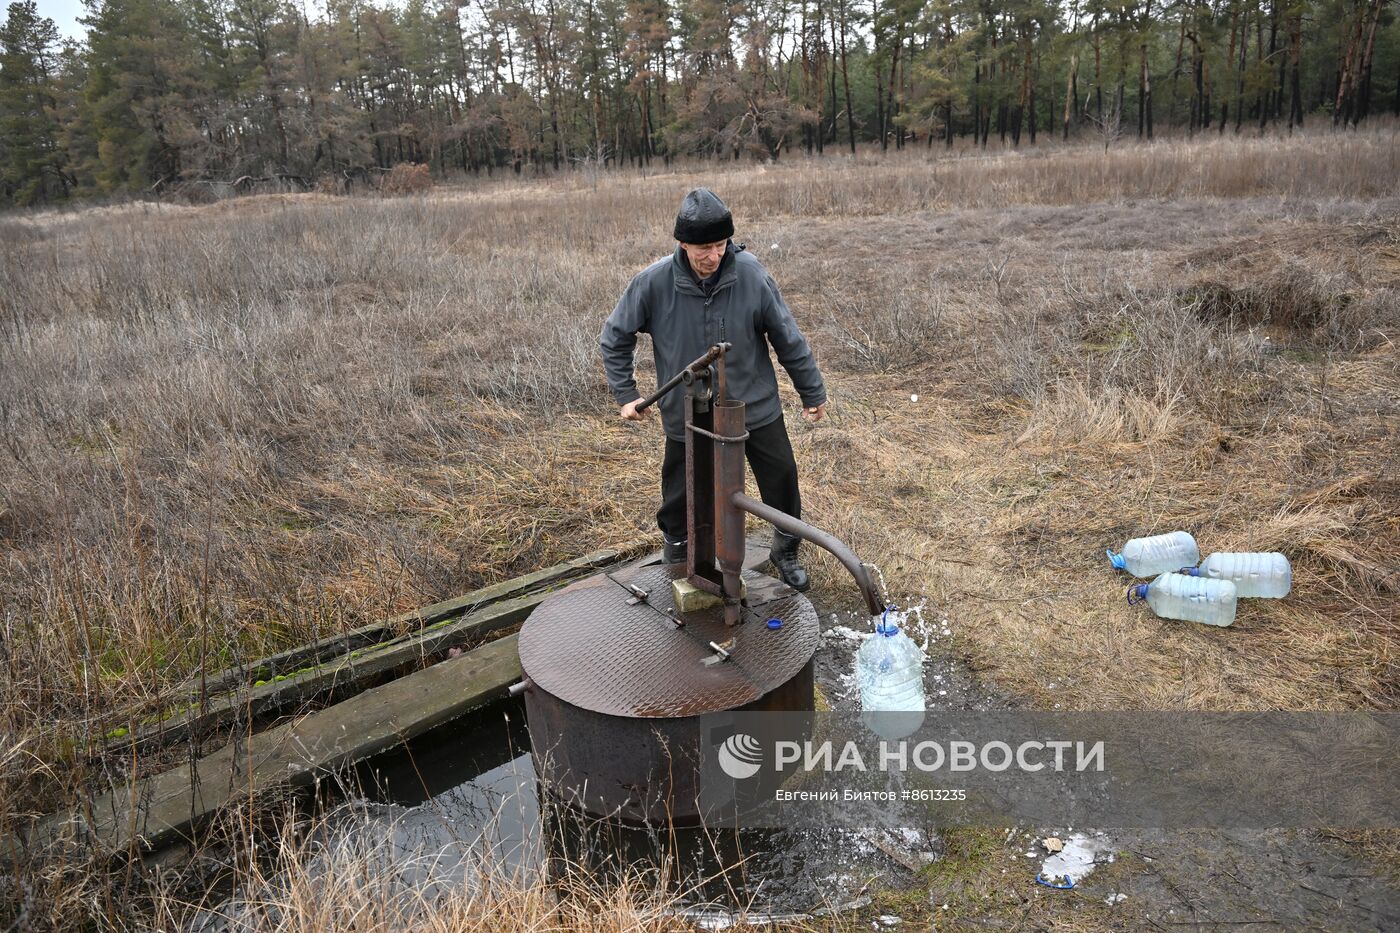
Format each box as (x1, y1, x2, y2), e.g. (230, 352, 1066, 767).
(857, 609, 926, 740)
(1107, 531, 1200, 577)
(1128, 572, 1237, 627)
(1182, 552, 1291, 598)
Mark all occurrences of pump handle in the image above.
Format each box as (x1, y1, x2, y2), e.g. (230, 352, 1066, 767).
(635, 343, 731, 413)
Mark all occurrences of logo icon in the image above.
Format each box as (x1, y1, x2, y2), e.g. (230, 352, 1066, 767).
(717, 732, 764, 779)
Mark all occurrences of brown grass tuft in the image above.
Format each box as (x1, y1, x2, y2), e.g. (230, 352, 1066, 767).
(381, 162, 435, 196)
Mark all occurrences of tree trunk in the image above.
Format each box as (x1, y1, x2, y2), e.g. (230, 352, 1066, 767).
(874, 28, 887, 150)
(828, 7, 840, 144)
(1334, 0, 1367, 126)
(839, 0, 856, 154)
(1093, 29, 1103, 121)
(1222, 5, 1238, 132)
(1234, 4, 1248, 134)
(882, 36, 902, 151)
(1171, 15, 1186, 127)
(1288, 10, 1303, 128)
(1025, 37, 1036, 145)
(973, 60, 982, 146)
(1138, 40, 1147, 137)
(1144, 43, 1153, 138)
(1353, 0, 1386, 125)
(1203, 52, 1213, 128)
(1267, 0, 1281, 124)
(1064, 52, 1078, 139)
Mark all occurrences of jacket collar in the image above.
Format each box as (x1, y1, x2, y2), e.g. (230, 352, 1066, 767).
(671, 241, 738, 297)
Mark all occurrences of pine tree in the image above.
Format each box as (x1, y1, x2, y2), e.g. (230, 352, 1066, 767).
(78, 0, 198, 191)
(0, 0, 71, 204)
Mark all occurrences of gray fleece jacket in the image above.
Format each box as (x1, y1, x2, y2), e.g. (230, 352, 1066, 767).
(599, 243, 827, 442)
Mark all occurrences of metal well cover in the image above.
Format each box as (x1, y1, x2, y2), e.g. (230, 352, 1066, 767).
(518, 563, 819, 718)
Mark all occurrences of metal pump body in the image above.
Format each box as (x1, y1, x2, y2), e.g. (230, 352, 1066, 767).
(518, 344, 884, 824)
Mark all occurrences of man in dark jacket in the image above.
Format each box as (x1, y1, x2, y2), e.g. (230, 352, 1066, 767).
(598, 188, 828, 591)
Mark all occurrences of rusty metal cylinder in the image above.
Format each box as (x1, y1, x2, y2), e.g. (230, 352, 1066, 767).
(518, 562, 819, 826)
(713, 399, 747, 625)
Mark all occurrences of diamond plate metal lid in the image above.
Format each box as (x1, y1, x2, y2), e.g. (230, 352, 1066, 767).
(518, 563, 819, 718)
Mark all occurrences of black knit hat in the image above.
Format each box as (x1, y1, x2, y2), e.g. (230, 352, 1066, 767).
(673, 188, 735, 244)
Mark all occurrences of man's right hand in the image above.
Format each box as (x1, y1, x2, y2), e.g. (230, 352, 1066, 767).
(620, 400, 651, 421)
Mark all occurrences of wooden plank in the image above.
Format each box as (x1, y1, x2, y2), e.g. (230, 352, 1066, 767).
(29, 634, 523, 857)
(102, 543, 762, 755)
(107, 592, 540, 757)
(103, 545, 651, 755)
(177, 547, 629, 697)
(13, 543, 779, 861)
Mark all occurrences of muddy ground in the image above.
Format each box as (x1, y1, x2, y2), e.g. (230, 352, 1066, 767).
(810, 587, 1399, 932)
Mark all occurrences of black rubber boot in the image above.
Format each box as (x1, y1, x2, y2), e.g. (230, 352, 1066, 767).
(769, 530, 810, 592)
(662, 537, 688, 565)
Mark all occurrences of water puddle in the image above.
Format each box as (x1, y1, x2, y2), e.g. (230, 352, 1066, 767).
(187, 699, 927, 929)
(188, 590, 1007, 928)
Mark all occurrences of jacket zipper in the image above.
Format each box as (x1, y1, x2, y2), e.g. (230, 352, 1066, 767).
(703, 294, 726, 341)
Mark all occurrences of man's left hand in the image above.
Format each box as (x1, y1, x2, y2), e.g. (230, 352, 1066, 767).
(801, 403, 827, 424)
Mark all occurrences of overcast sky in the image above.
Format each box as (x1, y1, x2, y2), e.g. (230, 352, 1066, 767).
(31, 0, 344, 44)
(35, 0, 87, 42)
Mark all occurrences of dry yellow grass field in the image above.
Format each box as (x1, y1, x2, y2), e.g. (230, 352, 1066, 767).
(2, 130, 1397, 928)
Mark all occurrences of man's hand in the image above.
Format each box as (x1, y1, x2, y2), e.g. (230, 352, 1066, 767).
(801, 402, 827, 424)
(620, 399, 651, 421)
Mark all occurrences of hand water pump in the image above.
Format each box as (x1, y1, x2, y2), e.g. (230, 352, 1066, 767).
(516, 343, 886, 824)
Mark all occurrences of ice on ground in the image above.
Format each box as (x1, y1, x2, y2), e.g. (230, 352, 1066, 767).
(1039, 832, 1115, 886)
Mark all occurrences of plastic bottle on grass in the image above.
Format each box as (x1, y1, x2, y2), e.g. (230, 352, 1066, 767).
(1107, 531, 1199, 577)
(857, 606, 926, 739)
(1181, 552, 1291, 598)
(1128, 572, 1237, 627)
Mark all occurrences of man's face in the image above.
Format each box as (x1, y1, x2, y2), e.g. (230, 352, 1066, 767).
(680, 239, 727, 278)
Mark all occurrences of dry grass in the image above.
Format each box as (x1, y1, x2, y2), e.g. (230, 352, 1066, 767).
(2, 127, 1398, 929)
(166, 842, 695, 933)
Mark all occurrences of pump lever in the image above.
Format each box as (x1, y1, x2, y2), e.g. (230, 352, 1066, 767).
(634, 343, 731, 413)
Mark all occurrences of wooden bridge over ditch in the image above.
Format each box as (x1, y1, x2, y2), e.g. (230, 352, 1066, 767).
(8, 541, 773, 861)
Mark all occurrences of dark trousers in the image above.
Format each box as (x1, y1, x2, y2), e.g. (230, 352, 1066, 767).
(658, 415, 801, 543)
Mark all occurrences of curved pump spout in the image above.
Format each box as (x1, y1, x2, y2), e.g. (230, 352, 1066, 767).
(732, 493, 887, 617)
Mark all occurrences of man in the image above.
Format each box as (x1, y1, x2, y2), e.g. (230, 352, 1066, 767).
(599, 187, 828, 591)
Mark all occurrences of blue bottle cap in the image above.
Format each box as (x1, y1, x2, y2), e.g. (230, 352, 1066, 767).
(766, 618, 782, 630)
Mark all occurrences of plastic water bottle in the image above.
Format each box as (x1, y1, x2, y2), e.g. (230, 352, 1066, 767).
(1181, 552, 1291, 598)
(1107, 531, 1199, 577)
(1128, 573, 1237, 627)
(857, 608, 926, 740)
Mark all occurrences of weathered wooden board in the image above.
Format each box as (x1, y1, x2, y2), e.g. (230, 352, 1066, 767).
(16, 542, 780, 862)
(182, 547, 629, 696)
(109, 589, 541, 757)
(104, 546, 649, 755)
(29, 634, 523, 857)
